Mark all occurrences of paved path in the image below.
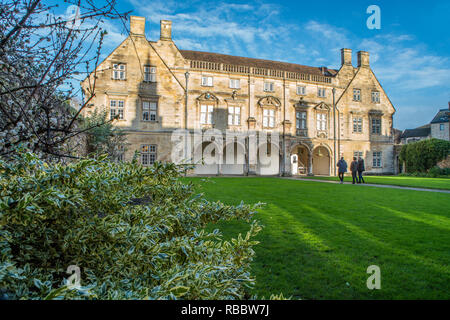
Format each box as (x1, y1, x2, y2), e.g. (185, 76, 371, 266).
(289, 177, 450, 194)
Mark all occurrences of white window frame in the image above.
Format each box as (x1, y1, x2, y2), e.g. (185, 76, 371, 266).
(353, 151, 363, 159)
(353, 117, 363, 133)
(263, 108, 275, 128)
(229, 79, 240, 89)
(372, 91, 380, 103)
(264, 82, 274, 92)
(144, 66, 156, 82)
(141, 145, 157, 166)
(142, 101, 157, 122)
(316, 113, 327, 131)
(373, 151, 382, 168)
(201, 76, 213, 87)
(110, 99, 125, 120)
(228, 106, 241, 126)
(112, 64, 126, 80)
(200, 104, 214, 124)
(297, 86, 306, 95)
(353, 89, 361, 101)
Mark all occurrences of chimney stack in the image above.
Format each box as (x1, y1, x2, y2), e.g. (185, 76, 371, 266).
(341, 48, 352, 66)
(160, 20, 172, 40)
(357, 51, 370, 68)
(130, 16, 146, 36)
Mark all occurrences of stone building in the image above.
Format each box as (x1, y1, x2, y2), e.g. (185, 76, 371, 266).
(81, 16, 396, 176)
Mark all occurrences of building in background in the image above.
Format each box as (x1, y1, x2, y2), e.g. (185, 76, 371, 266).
(81, 16, 396, 176)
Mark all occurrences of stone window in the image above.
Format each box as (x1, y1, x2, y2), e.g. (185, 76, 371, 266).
(318, 87, 326, 98)
(229, 79, 240, 89)
(372, 151, 382, 168)
(353, 117, 363, 133)
(354, 151, 363, 159)
(371, 117, 381, 135)
(440, 124, 445, 131)
(353, 89, 361, 101)
(297, 86, 306, 95)
(200, 104, 214, 124)
(110, 99, 124, 120)
(228, 106, 241, 125)
(141, 145, 157, 166)
(296, 111, 306, 130)
(144, 66, 156, 82)
(372, 91, 380, 103)
(142, 101, 157, 122)
(201, 76, 213, 87)
(112, 63, 126, 80)
(316, 113, 327, 131)
(263, 108, 275, 128)
(264, 82, 274, 92)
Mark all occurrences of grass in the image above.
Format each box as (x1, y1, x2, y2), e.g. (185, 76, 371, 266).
(300, 175, 450, 190)
(187, 177, 450, 299)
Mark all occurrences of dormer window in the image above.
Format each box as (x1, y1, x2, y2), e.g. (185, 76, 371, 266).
(112, 64, 126, 80)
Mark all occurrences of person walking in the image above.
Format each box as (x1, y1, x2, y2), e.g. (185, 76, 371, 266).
(357, 156, 365, 184)
(350, 157, 359, 184)
(336, 157, 347, 184)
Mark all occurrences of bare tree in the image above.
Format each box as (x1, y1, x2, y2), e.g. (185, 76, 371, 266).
(0, 0, 130, 160)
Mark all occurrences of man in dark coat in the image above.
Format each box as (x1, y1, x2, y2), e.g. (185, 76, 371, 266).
(357, 157, 365, 184)
(350, 157, 359, 184)
(336, 157, 347, 184)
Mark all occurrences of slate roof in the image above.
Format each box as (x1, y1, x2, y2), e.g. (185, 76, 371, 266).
(400, 124, 431, 139)
(180, 50, 338, 77)
(430, 109, 449, 124)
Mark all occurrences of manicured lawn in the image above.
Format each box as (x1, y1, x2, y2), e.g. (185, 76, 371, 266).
(301, 175, 450, 190)
(187, 177, 450, 299)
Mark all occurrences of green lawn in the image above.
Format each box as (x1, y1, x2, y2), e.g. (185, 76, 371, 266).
(301, 175, 450, 190)
(187, 177, 450, 299)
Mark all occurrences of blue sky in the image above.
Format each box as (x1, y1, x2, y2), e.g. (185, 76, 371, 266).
(60, 0, 450, 130)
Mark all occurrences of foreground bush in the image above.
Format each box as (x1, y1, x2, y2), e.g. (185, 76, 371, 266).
(399, 138, 450, 173)
(0, 152, 262, 299)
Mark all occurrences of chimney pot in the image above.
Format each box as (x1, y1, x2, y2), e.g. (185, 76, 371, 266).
(130, 16, 146, 36)
(160, 20, 172, 40)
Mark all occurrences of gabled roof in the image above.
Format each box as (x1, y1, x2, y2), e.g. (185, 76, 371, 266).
(430, 109, 449, 124)
(180, 50, 338, 77)
(401, 124, 431, 139)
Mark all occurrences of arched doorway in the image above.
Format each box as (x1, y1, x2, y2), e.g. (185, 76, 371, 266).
(194, 141, 220, 175)
(312, 146, 330, 176)
(221, 142, 245, 175)
(290, 144, 310, 175)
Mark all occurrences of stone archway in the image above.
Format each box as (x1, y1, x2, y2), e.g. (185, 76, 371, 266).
(290, 144, 311, 175)
(312, 146, 331, 176)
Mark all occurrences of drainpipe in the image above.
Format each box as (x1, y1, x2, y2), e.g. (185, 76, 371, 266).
(282, 75, 286, 176)
(332, 88, 336, 176)
(184, 71, 189, 175)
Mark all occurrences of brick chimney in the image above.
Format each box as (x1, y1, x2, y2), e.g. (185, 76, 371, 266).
(341, 48, 352, 66)
(160, 20, 172, 40)
(357, 51, 370, 68)
(130, 16, 146, 36)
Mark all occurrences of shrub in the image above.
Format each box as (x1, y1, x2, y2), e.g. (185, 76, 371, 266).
(0, 151, 263, 299)
(399, 138, 450, 173)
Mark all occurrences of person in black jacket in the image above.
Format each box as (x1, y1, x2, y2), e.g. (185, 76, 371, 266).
(357, 157, 365, 184)
(336, 157, 347, 184)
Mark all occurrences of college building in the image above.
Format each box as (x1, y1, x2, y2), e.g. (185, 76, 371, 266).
(81, 16, 397, 176)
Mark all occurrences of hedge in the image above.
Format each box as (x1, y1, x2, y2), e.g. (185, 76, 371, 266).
(0, 151, 267, 300)
(399, 138, 450, 173)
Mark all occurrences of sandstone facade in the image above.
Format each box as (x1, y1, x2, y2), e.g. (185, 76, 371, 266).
(81, 16, 396, 176)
